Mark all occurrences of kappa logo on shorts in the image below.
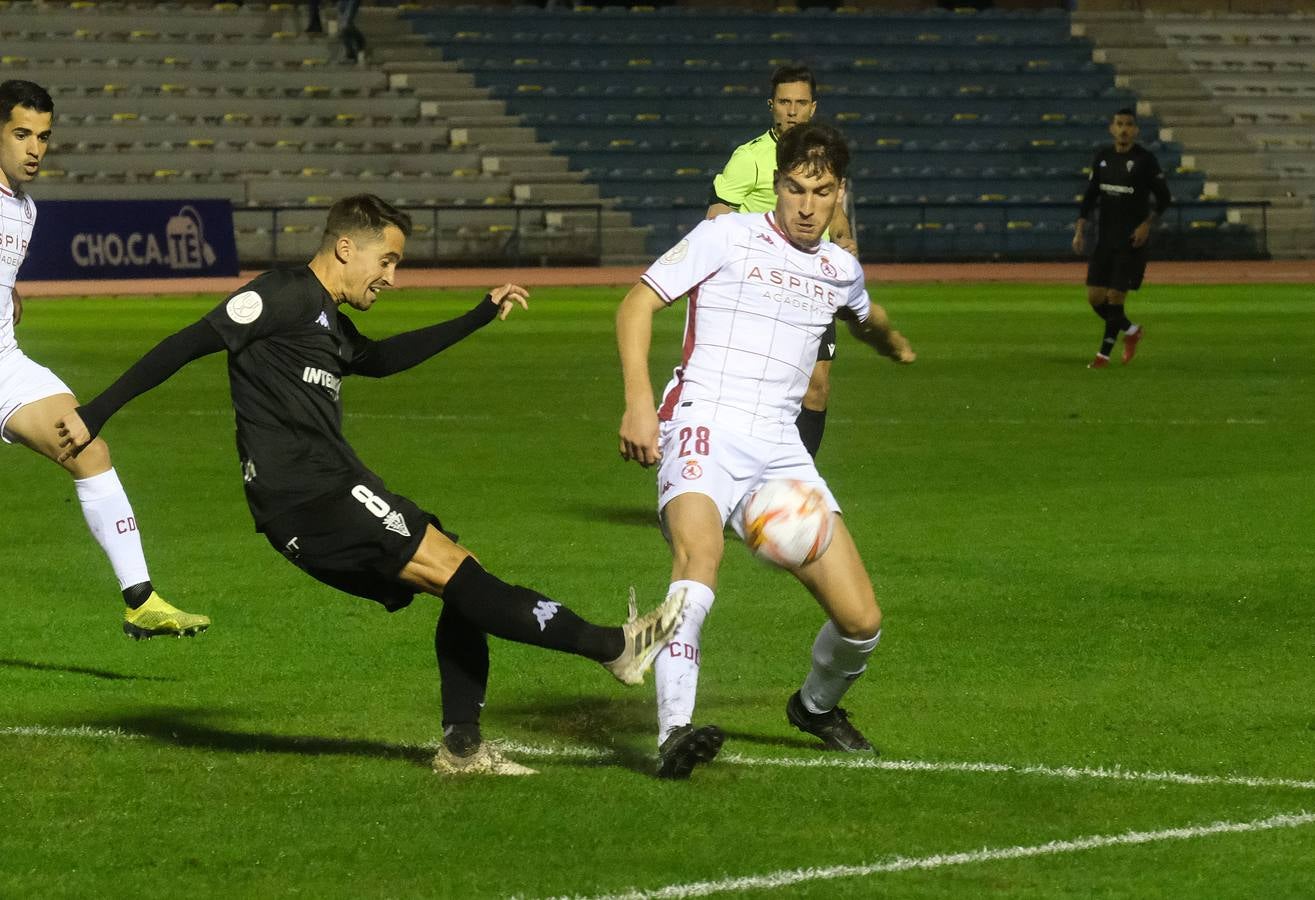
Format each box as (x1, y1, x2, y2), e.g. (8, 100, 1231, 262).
(351, 484, 410, 537)
(315, 310, 330, 329)
(681, 460, 703, 480)
(660, 479, 675, 496)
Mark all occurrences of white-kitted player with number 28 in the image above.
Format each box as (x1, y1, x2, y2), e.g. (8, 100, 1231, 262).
(617, 121, 916, 779)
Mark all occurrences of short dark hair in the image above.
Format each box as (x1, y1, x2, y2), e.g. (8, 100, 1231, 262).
(0, 80, 54, 125)
(1113, 107, 1137, 121)
(776, 121, 849, 182)
(770, 65, 815, 101)
(321, 194, 412, 250)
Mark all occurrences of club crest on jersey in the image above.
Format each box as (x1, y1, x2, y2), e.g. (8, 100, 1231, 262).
(383, 511, 410, 537)
(659, 239, 689, 265)
(818, 255, 838, 278)
(1126, 160, 1135, 172)
(24, 200, 33, 221)
(756, 232, 775, 246)
(226, 290, 263, 324)
(681, 460, 703, 480)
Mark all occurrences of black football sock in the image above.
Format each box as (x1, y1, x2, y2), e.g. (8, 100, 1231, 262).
(1100, 321, 1119, 358)
(796, 406, 827, 458)
(122, 581, 153, 609)
(442, 557, 623, 663)
(435, 603, 489, 732)
(1092, 303, 1117, 357)
(1108, 304, 1133, 332)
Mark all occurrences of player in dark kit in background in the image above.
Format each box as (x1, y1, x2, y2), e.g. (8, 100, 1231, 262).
(56, 194, 685, 776)
(1072, 107, 1172, 369)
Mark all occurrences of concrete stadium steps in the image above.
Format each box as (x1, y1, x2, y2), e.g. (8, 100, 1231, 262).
(44, 94, 423, 120)
(1, 0, 641, 265)
(1073, 9, 1314, 257)
(243, 174, 515, 204)
(49, 122, 451, 149)
(3, 65, 391, 94)
(42, 148, 482, 179)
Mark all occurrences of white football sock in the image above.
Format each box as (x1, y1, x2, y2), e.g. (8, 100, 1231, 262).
(800, 621, 881, 714)
(655, 579, 716, 746)
(74, 469, 150, 591)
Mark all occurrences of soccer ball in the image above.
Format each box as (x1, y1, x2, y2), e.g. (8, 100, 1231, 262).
(742, 479, 835, 568)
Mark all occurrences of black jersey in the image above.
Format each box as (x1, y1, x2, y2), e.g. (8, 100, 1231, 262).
(202, 266, 374, 527)
(1078, 144, 1172, 245)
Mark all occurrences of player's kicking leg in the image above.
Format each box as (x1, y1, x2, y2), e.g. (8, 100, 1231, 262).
(787, 517, 881, 752)
(400, 524, 685, 773)
(4, 391, 209, 638)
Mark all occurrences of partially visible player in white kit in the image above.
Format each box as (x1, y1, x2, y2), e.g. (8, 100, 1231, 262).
(0, 80, 209, 638)
(617, 121, 915, 778)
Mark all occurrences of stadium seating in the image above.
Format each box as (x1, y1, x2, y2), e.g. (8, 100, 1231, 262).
(1, 1, 1271, 263)
(402, 4, 1216, 259)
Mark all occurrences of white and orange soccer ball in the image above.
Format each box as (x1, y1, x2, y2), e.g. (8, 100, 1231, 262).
(742, 479, 835, 568)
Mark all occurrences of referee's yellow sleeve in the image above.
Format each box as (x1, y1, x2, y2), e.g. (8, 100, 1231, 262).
(712, 144, 759, 208)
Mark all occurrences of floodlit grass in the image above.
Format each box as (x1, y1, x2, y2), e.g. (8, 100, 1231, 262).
(3, 282, 1313, 898)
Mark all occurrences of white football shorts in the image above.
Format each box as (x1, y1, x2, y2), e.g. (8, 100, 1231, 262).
(0, 350, 74, 444)
(655, 414, 840, 540)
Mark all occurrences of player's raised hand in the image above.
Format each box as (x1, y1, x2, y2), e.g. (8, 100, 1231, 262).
(55, 410, 92, 462)
(488, 283, 530, 320)
(619, 406, 661, 468)
(835, 236, 859, 256)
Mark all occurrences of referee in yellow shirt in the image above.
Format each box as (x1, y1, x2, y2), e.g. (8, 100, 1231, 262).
(706, 65, 858, 457)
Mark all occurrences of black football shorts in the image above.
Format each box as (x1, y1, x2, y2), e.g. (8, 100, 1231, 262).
(1086, 242, 1148, 293)
(262, 475, 452, 612)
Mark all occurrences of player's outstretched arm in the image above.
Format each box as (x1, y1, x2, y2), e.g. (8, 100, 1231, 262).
(616, 282, 667, 467)
(351, 284, 529, 378)
(842, 304, 916, 365)
(56, 318, 226, 461)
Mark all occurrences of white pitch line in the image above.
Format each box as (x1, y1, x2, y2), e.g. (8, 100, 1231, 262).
(551, 810, 1315, 900)
(496, 741, 1315, 793)
(8, 726, 1315, 794)
(0, 725, 144, 741)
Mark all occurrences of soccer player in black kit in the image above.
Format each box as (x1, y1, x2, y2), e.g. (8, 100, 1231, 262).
(1072, 108, 1172, 369)
(56, 194, 685, 776)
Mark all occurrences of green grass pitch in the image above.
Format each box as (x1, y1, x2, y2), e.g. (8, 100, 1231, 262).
(3, 282, 1313, 898)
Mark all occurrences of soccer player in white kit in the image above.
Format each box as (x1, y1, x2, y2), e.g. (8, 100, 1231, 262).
(0, 80, 209, 638)
(618, 121, 915, 778)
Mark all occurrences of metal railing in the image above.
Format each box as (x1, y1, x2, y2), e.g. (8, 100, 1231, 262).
(235, 202, 607, 267)
(644, 200, 1271, 263)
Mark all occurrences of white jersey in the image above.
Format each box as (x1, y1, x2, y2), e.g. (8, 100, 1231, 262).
(0, 182, 38, 359)
(641, 212, 871, 443)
